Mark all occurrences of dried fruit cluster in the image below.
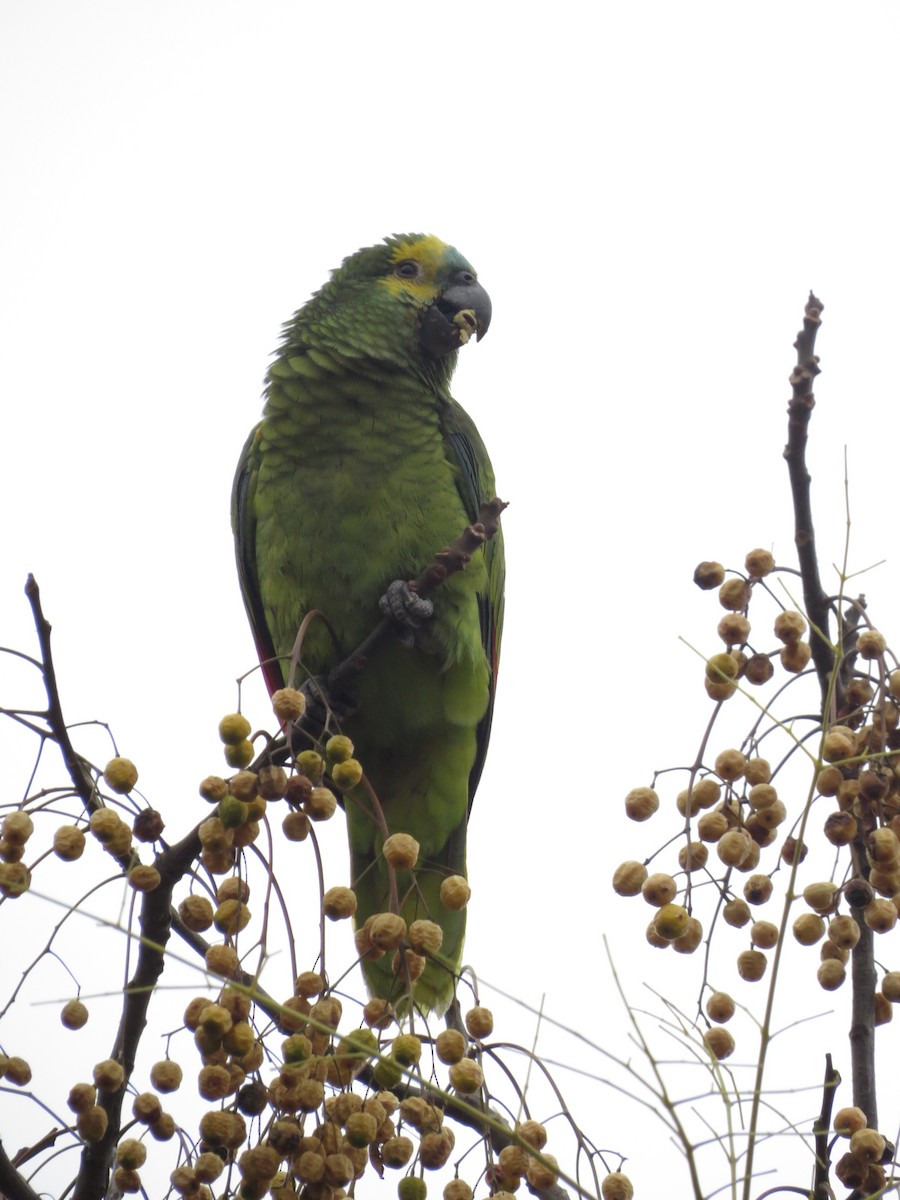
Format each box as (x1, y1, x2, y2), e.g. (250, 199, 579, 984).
(2, 663, 610, 1198)
(613, 550, 900, 1069)
(832, 1106, 889, 1193)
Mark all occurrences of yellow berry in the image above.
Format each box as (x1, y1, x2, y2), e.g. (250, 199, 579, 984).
(325, 735, 354, 762)
(93, 1058, 125, 1090)
(745, 548, 775, 577)
(381, 1136, 414, 1168)
(751, 920, 778, 949)
(272, 688, 306, 722)
(793, 913, 826, 945)
(717, 829, 753, 868)
(677, 842, 708, 872)
(214, 899, 251, 935)
(802, 882, 837, 912)
(218, 713, 251, 745)
(224, 740, 254, 769)
(743, 654, 774, 685)
(391, 1034, 422, 1066)
(526, 1153, 559, 1190)
(2, 812, 33, 846)
(53, 824, 86, 861)
(774, 610, 806, 642)
(77, 1106, 109, 1141)
(323, 886, 357, 920)
(704, 1026, 735, 1060)
(116, 1138, 147, 1169)
(694, 561, 725, 589)
(61, 999, 89, 1029)
(0, 862, 32, 898)
(5, 1056, 32, 1085)
(448, 1059, 483, 1093)
(440, 875, 470, 910)
(718, 578, 750, 611)
(865, 899, 897, 933)
(369, 912, 407, 950)
(849, 1127, 885, 1163)
(305, 787, 337, 821)
(408, 919, 443, 954)
(706, 991, 735, 1022)
(436, 1029, 466, 1064)
(672, 916, 703, 954)
(744, 874, 773, 905)
(601, 1172, 634, 1200)
(723, 898, 751, 927)
(614, 859, 648, 897)
(282, 811, 310, 841)
(824, 811, 857, 846)
(858, 630, 887, 660)
(128, 865, 161, 893)
(379, 832, 419, 870)
(444, 1181, 474, 1200)
(817, 960, 846, 991)
(464, 1006, 493, 1039)
(331, 758, 364, 790)
(641, 872, 677, 907)
(714, 748, 746, 781)
(654, 903, 689, 940)
(205, 944, 239, 977)
(822, 726, 856, 762)
(737, 949, 767, 981)
(624, 786, 659, 821)
(295, 750, 324, 781)
(104, 757, 138, 794)
(834, 1106, 867, 1136)
(717, 615, 750, 646)
(150, 1060, 183, 1093)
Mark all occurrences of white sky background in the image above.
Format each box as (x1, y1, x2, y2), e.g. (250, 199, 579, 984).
(3, 2, 900, 1197)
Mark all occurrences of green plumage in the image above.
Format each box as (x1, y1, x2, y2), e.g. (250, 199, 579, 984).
(233, 234, 504, 1014)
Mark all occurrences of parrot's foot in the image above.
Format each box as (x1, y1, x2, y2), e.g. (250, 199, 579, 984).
(379, 579, 434, 647)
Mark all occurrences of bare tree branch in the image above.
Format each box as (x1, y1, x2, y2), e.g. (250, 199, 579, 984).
(783, 293, 832, 704)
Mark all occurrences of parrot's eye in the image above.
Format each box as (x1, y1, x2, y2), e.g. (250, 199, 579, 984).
(394, 260, 421, 280)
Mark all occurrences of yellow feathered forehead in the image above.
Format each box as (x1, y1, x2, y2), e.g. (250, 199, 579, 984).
(388, 234, 451, 271)
(380, 234, 475, 301)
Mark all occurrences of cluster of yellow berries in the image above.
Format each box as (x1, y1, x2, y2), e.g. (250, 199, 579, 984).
(0, 753, 168, 903)
(72, 970, 555, 1200)
(694, 551, 811, 701)
(615, 743, 789, 988)
(129, 695, 504, 1197)
(614, 547, 900, 1084)
(0, 808, 36, 897)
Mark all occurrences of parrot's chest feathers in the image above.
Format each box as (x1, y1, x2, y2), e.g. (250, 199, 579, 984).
(256, 375, 481, 668)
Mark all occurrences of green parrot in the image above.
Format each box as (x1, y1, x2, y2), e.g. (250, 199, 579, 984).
(232, 234, 504, 1015)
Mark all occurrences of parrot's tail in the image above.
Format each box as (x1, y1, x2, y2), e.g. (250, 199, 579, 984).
(351, 833, 467, 1017)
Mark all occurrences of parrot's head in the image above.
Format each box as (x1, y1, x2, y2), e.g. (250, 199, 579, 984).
(281, 234, 491, 391)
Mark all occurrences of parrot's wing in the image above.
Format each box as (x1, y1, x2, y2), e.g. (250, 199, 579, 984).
(445, 403, 505, 814)
(232, 424, 284, 696)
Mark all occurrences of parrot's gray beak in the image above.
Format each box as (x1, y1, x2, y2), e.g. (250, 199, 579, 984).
(421, 271, 492, 356)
